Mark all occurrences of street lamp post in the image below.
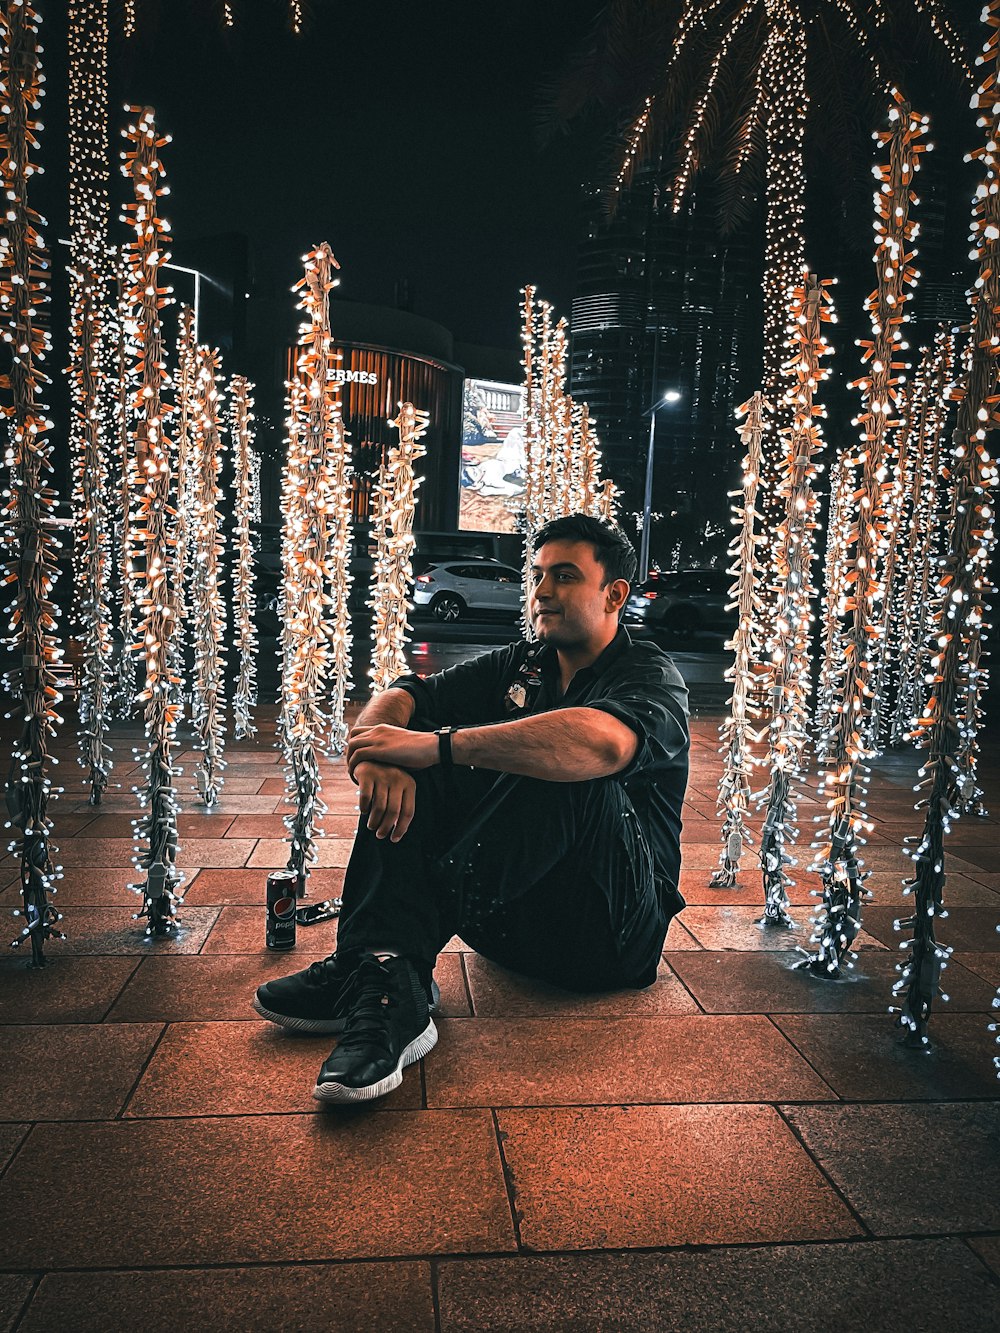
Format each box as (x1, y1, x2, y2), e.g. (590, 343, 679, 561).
(639, 389, 681, 580)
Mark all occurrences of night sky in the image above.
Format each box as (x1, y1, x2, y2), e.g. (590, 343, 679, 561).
(105, 0, 610, 351)
(35, 4, 982, 399)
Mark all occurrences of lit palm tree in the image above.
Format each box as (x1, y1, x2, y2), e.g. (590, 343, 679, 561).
(553, 0, 974, 393)
(122, 1, 315, 38)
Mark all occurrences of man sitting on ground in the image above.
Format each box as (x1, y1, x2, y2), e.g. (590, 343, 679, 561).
(255, 514, 690, 1103)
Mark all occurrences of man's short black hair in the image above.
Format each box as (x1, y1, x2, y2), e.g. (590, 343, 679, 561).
(531, 513, 637, 587)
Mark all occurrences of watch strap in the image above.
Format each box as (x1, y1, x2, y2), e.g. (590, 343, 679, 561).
(436, 726, 458, 769)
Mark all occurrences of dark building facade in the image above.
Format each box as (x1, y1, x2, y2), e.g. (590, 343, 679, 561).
(571, 171, 760, 563)
(279, 303, 465, 533)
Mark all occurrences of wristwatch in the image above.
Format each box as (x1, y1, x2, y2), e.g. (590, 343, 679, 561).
(435, 726, 459, 769)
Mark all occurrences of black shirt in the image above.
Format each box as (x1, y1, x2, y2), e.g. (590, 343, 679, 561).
(390, 628, 690, 892)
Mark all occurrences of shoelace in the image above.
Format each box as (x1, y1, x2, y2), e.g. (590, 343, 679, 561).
(334, 956, 399, 1057)
(306, 954, 343, 985)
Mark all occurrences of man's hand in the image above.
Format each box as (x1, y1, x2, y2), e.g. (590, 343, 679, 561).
(354, 762, 417, 843)
(347, 724, 438, 777)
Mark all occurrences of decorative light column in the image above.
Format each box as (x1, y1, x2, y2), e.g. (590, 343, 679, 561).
(190, 347, 227, 805)
(171, 304, 197, 690)
(889, 330, 956, 745)
(370, 402, 429, 694)
(519, 287, 544, 636)
(121, 106, 182, 935)
(110, 263, 139, 716)
(801, 97, 925, 979)
(68, 0, 112, 805)
(1, 0, 65, 964)
(597, 477, 619, 523)
(711, 392, 768, 888)
(892, 3, 1000, 1043)
(757, 272, 834, 929)
(867, 376, 917, 749)
(326, 375, 353, 757)
(231, 375, 258, 739)
(813, 452, 853, 758)
(279, 243, 343, 890)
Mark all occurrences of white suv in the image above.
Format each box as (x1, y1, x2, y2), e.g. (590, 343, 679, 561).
(411, 560, 522, 623)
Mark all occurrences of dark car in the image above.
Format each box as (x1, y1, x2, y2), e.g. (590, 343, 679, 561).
(624, 568, 735, 636)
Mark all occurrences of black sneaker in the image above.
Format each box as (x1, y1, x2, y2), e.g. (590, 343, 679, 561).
(253, 952, 440, 1033)
(313, 953, 438, 1104)
(253, 951, 360, 1033)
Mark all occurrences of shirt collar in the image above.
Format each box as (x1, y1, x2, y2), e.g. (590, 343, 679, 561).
(531, 625, 632, 684)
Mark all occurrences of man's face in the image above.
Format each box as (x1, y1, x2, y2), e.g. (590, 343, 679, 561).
(528, 538, 627, 652)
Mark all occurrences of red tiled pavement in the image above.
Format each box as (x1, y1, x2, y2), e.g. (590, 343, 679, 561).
(0, 956, 139, 1023)
(0, 1023, 162, 1120)
(968, 1236, 1000, 1279)
(182, 865, 346, 905)
(1, 714, 998, 1329)
(105, 953, 331, 1022)
(48, 906, 220, 954)
(434, 1241, 1000, 1331)
(200, 905, 339, 954)
(465, 952, 700, 1018)
(246, 837, 353, 868)
(424, 1015, 836, 1107)
(0, 1112, 517, 1268)
(55, 837, 257, 868)
(123, 1020, 423, 1115)
(0, 1123, 29, 1171)
(17, 1265, 436, 1333)
(496, 1103, 862, 1249)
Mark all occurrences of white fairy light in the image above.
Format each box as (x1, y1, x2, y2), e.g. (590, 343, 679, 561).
(886, 2, 1000, 1049)
(278, 243, 349, 890)
(67, 0, 113, 806)
(612, 1, 974, 653)
(518, 286, 614, 635)
(757, 272, 834, 928)
(710, 392, 769, 887)
(121, 105, 183, 936)
(189, 346, 227, 805)
(886, 330, 956, 745)
(369, 402, 429, 694)
(802, 94, 926, 979)
(1, 1, 66, 964)
(108, 259, 140, 717)
(230, 374, 259, 739)
(814, 452, 854, 757)
(170, 304, 197, 708)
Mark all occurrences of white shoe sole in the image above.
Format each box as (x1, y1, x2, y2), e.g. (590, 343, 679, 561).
(312, 1019, 439, 1104)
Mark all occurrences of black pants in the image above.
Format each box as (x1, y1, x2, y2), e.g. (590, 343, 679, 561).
(336, 765, 681, 993)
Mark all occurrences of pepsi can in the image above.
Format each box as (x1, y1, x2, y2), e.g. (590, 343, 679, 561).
(266, 870, 298, 950)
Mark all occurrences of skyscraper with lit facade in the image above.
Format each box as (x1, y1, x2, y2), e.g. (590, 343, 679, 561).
(570, 170, 760, 562)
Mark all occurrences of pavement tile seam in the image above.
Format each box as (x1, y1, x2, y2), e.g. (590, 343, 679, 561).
(457, 953, 475, 1017)
(771, 1103, 876, 1242)
(2, 1272, 40, 1328)
(491, 1108, 526, 1252)
(115, 1023, 170, 1120)
(758, 1013, 843, 1102)
(427, 1235, 1000, 1273)
(659, 956, 708, 1015)
(4, 1232, 1000, 1275)
(0, 1124, 32, 1183)
(98, 958, 144, 1023)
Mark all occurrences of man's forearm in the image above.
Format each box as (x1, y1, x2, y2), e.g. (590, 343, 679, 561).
(451, 708, 635, 782)
(353, 687, 415, 731)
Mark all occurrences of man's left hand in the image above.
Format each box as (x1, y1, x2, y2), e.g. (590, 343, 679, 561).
(346, 724, 438, 776)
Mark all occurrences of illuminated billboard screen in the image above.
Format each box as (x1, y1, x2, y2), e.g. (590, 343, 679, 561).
(459, 378, 526, 534)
